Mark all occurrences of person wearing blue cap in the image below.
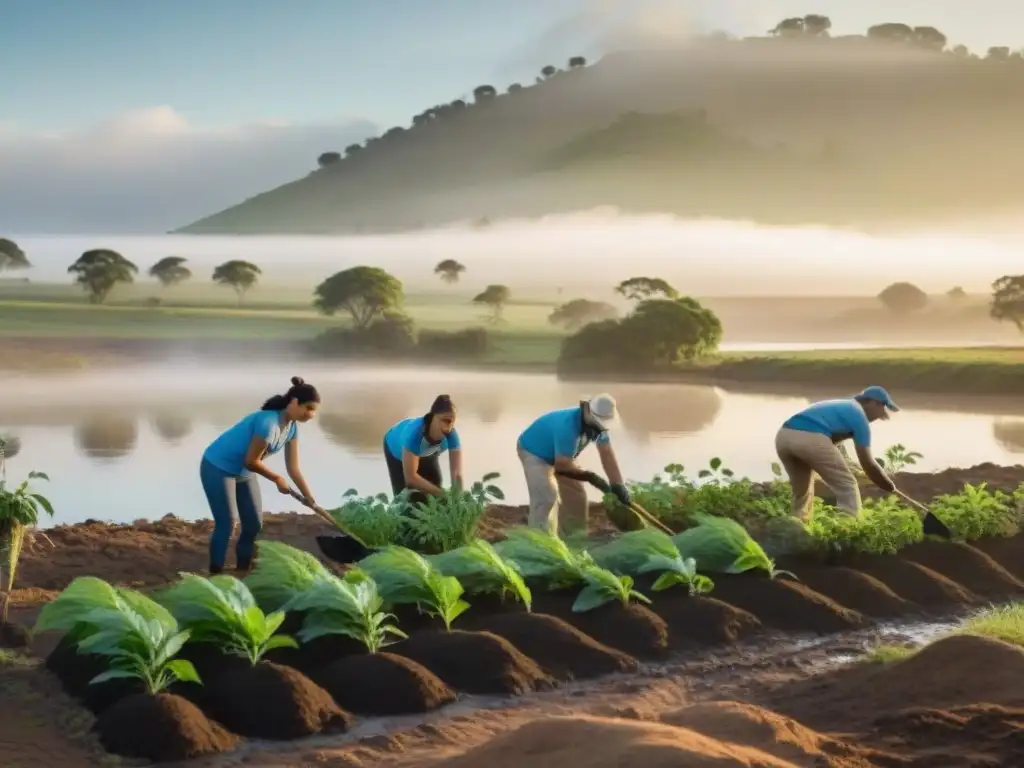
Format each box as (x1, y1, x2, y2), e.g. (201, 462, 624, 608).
(775, 386, 899, 520)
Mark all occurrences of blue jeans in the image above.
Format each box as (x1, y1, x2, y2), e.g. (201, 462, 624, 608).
(200, 459, 263, 570)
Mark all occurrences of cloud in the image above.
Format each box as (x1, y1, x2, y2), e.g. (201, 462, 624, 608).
(0, 107, 377, 234)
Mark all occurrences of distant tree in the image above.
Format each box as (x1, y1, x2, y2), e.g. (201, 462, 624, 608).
(148, 256, 192, 288)
(946, 286, 968, 302)
(344, 144, 363, 157)
(212, 260, 261, 305)
(569, 56, 587, 68)
(383, 127, 405, 139)
(878, 282, 929, 314)
(68, 249, 138, 303)
(449, 99, 467, 110)
(770, 17, 804, 36)
(802, 14, 832, 36)
(412, 112, 433, 127)
(867, 23, 914, 43)
(615, 276, 678, 302)
(507, 83, 523, 93)
(990, 275, 1024, 330)
(473, 85, 497, 103)
(912, 26, 947, 51)
(988, 46, 1011, 61)
(952, 44, 970, 57)
(548, 299, 618, 332)
(0, 238, 29, 272)
(314, 266, 404, 330)
(317, 152, 342, 168)
(434, 259, 466, 284)
(473, 284, 511, 324)
(541, 65, 557, 79)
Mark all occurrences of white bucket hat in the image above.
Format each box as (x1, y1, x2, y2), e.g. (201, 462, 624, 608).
(585, 393, 619, 430)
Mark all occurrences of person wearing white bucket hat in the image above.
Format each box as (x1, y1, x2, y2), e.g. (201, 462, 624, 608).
(516, 393, 628, 535)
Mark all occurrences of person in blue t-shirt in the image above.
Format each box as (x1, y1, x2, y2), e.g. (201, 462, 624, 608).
(383, 394, 463, 505)
(201, 376, 321, 574)
(516, 393, 629, 535)
(776, 385, 899, 521)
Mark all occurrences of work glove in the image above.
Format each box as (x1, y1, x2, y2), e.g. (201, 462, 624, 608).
(610, 482, 631, 506)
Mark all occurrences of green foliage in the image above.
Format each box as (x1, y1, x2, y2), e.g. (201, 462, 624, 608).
(148, 256, 192, 288)
(0, 470, 54, 602)
(548, 299, 618, 332)
(68, 249, 138, 303)
(589, 529, 715, 595)
(403, 473, 504, 553)
(314, 266, 405, 330)
(878, 282, 929, 314)
(990, 275, 1024, 331)
(282, 569, 406, 653)
(434, 259, 466, 284)
(806, 498, 923, 555)
(155, 573, 298, 665)
(614, 277, 678, 302)
(212, 260, 261, 303)
(328, 490, 407, 547)
(0, 238, 30, 271)
(416, 328, 489, 359)
(244, 540, 334, 612)
(573, 569, 650, 612)
(929, 483, 1022, 540)
(472, 284, 511, 324)
(358, 546, 470, 630)
(673, 513, 792, 579)
(429, 539, 532, 609)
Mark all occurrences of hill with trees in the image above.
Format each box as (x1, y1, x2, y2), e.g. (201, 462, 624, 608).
(176, 16, 1024, 235)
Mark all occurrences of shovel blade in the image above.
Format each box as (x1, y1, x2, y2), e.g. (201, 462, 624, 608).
(316, 534, 371, 564)
(922, 512, 953, 540)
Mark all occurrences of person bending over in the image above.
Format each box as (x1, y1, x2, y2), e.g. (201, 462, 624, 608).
(775, 385, 899, 521)
(200, 376, 321, 574)
(517, 394, 629, 536)
(383, 394, 463, 505)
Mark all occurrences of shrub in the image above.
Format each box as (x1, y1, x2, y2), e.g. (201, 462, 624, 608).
(417, 327, 489, 358)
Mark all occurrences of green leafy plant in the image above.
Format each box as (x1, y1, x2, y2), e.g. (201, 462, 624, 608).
(403, 472, 504, 553)
(35, 577, 200, 694)
(282, 568, 407, 653)
(673, 513, 794, 579)
(608, 463, 690, 527)
(572, 568, 650, 612)
(327, 489, 407, 547)
(244, 540, 334, 612)
(358, 546, 470, 630)
(697, 456, 735, 482)
(590, 529, 715, 595)
(929, 483, 1020, 540)
(0, 469, 54, 623)
(155, 573, 299, 665)
(492, 527, 595, 589)
(806, 497, 923, 555)
(428, 539, 532, 609)
(840, 443, 923, 478)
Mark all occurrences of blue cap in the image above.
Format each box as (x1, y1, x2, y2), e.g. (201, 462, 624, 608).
(856, 386, 899, 412)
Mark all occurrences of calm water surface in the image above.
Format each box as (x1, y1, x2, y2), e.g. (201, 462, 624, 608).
(4, 363, 1024, 526)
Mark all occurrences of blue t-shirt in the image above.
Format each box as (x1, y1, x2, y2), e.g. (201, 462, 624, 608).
(203, 410, 298, 476)
(782, 399, 872, 448)
(518, 406, 610, 465)
(384, 417, 461, 460)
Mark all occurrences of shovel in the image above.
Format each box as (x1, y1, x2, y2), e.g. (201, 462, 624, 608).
(557, 471, 675, 536)
(896, 490, 953, 539)
(286, 489, 373, 565)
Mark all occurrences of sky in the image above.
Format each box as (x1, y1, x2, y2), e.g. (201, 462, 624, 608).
(2, 0, 1023, 233)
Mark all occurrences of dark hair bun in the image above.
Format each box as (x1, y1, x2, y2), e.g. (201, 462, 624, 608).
(290, 376, 304, 387)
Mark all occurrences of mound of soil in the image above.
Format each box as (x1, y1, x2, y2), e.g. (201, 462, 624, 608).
(902, 541, 1024, 597)
(311, 652, 456, 715)
(0, 621, 30, 649)
(774, 635, 1024, 730)
(647, 595, 762, 647)
(854, 555, 978, 607)
(972, 536, 1024, 581)
(432, 714, 800, 768)
(708, 575, 867, 634)
(529, 592, 670, 658)
(95, 692, 237, 762)
(44, 636, 155, 713)
(465, 612, 639, 681)
(174, 642, 252, 684)
(200, 661, 350, 740)
(789, 567, 916, 618)
(389, 629, 553, 695)
(871, 703, 1024, 764)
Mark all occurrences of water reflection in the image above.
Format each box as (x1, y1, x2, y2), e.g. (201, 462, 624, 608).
(993, 419, 1024, 453)
(73, 416, 138, 460)
(150, 414, 193, 443)
(614, 384, 722, 441)
(318, 388, 417, 453)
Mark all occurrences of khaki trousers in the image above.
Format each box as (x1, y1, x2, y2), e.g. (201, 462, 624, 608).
(517, 443, 589, 536)
(775, 427, 861, 521)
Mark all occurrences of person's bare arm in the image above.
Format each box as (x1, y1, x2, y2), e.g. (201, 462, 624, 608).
(855, 444, 895, 491)
(449, 448, 464, 490)
(403, 449, 444, 496)
(553, 454, 586, 475)
(285, 440, 315, 502)
(596, 442, 624, 485)
(244, 437, 284, 485)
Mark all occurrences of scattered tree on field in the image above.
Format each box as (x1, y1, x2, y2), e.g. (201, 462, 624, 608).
(548, 299, 618, 332)
(313, 266, 404, 330)
(946, 286, 968, 302)
(344, 144, 363, 157)
(541, 65, 557, 79)
(149, 256, 192, 288)
(0, 239, 29, 272)
(68, 249, 138, 303)
(212, 260, 262, 305)
(473, 85, 497, 102)
(878, 282, 928, 314)
(569, 56, 587, 68)
(473, 284, 511, 324)
(434, 259, 466, 284)
(318, 152, 342, 167)
(615, 276, 678, 302)
(990, 275, 1024, 330)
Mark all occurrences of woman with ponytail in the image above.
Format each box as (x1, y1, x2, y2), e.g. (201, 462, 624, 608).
(200, 376, 321, 574)
(383, 394, 463, 505)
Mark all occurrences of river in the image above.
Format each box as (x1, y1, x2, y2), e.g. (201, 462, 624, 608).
(4, 363, 1024, 526)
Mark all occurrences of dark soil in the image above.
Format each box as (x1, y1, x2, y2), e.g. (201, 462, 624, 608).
(971, 536, 1024, 581)
(788, 567, 918, 618)
(871, 703, 1024, 765)
(464, 612, 640, 681)
(0, 621, 30, 649)
(311, 652, 456, 716)
(174, 642, 252, 684)
(708, 574, 867, 634)
(646, 594, 763, 647)
(528, 591, 670, 658)
(389, 629, 553, 695)
(901, 541, 1024, 598)
(200, 661, 350, 740)
(851, 555, 979, 607)
(95, 692, 238, 762)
